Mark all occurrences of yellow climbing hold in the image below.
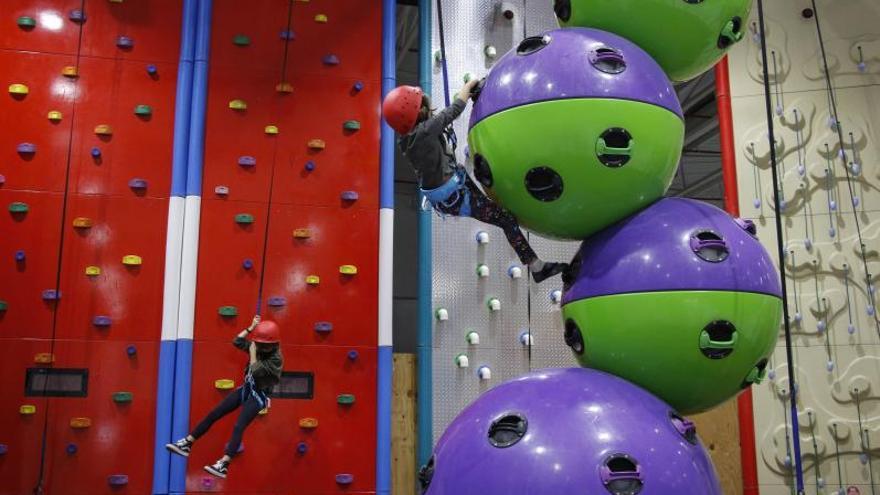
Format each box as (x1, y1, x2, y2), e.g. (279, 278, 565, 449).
(276, 82, 293, 93)
(229, 99, 247, 110)
(315, 14, 328, 23)
(8, 83, 29, 95)
(214, 379, 235, 390)
(293, 228, 312, 239)
(306, 275, 320, 285)
(94, 124, 113, 136)
(70, 417, 92, 428)
(62, 66, 79, 77)
(339, 265, 358, 275)
(34, 353, 55, 364)
(264, 125, 279, 135)
(72, 217, 93, 228)
(20, 405, 36, 415)
(307, 139, 325, 150)
(48, 110, 63, 122)
(122, 255, 142, 266)
(85, 266, 101, 276)
(299, 417, 318, 429)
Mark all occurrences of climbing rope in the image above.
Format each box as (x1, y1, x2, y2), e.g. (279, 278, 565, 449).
(755, 0, 805, 492)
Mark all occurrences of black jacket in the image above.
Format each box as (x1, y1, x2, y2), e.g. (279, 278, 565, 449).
(398, 97, 466, 189)
(232, 336, 283, 392)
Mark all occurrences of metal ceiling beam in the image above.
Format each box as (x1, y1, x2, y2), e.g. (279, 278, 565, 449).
(683, 117, 720, 149)
(672, 169, 723, 197)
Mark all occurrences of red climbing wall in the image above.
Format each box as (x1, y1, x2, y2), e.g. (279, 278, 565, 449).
(189, 1, 381, 494)
(0, 1, 179, 493)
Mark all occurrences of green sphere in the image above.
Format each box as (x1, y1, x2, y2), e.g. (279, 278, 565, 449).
(563, 291, 781, 414)
(553, 0, 752, 82)
(468, 99, 683, 240)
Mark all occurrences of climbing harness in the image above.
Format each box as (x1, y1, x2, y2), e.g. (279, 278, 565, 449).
(421, 167, 472, 218)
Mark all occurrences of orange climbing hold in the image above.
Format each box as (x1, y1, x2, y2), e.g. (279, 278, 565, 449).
(62, 66, 79, 78)
(94, 124, 113, 136)
(72, 217, 94, 228)
(307, 139, 325, 150)
(70, 417, 92, 429)
(33, 353, 55, 364)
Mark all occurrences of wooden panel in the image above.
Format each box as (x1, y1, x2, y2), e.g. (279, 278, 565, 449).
(392, 353, 416, 495)
(692, 399, 744, 495)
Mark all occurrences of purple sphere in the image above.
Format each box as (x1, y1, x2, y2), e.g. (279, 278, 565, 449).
(422, 368, 720, 495)
(563, 197, 781, 304)
(469, 28, 682, 128)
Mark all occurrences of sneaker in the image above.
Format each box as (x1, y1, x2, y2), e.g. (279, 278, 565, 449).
(531, 262, 569, 283)
(165, 438, 192, 458)
(204, 459, 229, 479)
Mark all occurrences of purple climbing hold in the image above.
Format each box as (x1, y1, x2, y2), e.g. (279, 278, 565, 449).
(242, 258, 254, 270)
(297, 442, 308, 454)
(66, 443, 78, 455)
(128, 178, 147, 190)
(279, 29, 295, 40)
(352, 81, 364, 92)
(422, 368, 720, 495)
(146, 64, 158, 75)
(348, 350, 359, 360)
(323, 54, 340, 66)
(17, 143, 36, 154)
(314, 322, 333, 333)
(238, 156, 256, 167)
(0, 174, 5, 185)
(0, 444, 8, 455)
(42, 289, 60, 301)
(126, 345, 137, 357)
(201, 477, 215, 488)
(14, 250, 25, 262)
(116, 36, 134, 49)
(107, 475, 128, 487)
(68, 9, 86, 23)
(304, 160, 316, 171)
(93, 316, 112, 327)
(335, 474, 354, 485)
(267, 296, 286, 307)
(341, 191, 359, 201)
(91, 147, 101, 158)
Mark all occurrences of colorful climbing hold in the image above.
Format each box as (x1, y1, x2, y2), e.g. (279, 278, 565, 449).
(314, 321, 333, 333)
(315, 14, 328, 23)
(9, 202, 29, 213)
(293, 228, 312, 239)
(214, 185, 229, 196)
(343, 120, 361, 131)
(306, 275, 320, 285)
(0, 301, 8, 312)
(304, 160, 316, 171)
(242, 259, 254, 270)
(134, 104, 152, 116)
(68, 9, 86, 23)
(94, 124, 113, 136)
(264, 125, 279, 135)
(91, 147, 101, 158)
(92, 316, 111, 327)
(352, 81, 364, 92)
(116, 36, 134, 49)
(267, 296, 286, 307)
(234, 213, 254, 224)
(42, 289, 60, 301)
(14, 250, 25, 262)
(122, 255, 142, 266)
(238, 156, 256, 167)
(229, 99, 247, 111)
(297, 442, 308, 454)
(341, 191, 359, 201)
(337, 394, 355, 405)
(48, 110, 63, 122)
(232, 34, 251, 46)
(112, 391, 133, 403)
(17, 143, 36, 154)
(33, 353, 54, 364)
(128, 178, 148, 190)
(69, 417, 91, 429)
(218, 305, 238, 317)
(299, 417, 318, 429)
(66, 443, 77, 455)
(126, 345, 137, 357)
(307, 139, 325, 150)
(20, 405, 36, 415)
(61, 66, 78, 78)
(0, 175, 5, 185)
(335, 474, 354, 485)
(276, 82, 293, 93)
(107, 475, 128, 487)
(339, 265, 358, 275)
(85, 266, 101, 276)
(322, 54, 340, 66)
(17, 16, 37, 28)
(279, 29, 295, 41)
(8, 83, 29, 95)
(214, 379, 235, 390)
(348, 350, 359, 360)
(146, 64, 158, 75)
(72, 217, 93, 228)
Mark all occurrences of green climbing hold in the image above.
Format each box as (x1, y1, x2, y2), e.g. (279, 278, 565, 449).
(0, 301, 7, 311)
(337, 394, 355, 405)
(8, 202, 29, 213)
(233, 34, 251, 46)
(134, 104, 152, 116)
(218, 306, 238, 317)
(112, 391, 133, 403)
(17, 16, 36, 28)
(343, 120, 361, 131)
(234, 213, 254, 224)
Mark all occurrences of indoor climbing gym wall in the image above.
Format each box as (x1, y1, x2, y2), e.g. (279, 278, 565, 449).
(1, 0, 180, 493)
(427, 0, 580, 444)
(728, 1, 880, 493)
(184, 1, 381, 494)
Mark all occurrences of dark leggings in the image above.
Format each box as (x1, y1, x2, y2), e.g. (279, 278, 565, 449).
(435, 172, 538, 265)
(190, 387, 262, 457)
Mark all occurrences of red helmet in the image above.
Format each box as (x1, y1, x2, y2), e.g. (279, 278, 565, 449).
(382, 85, 424, 134)
(250, 320, 280, 343)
